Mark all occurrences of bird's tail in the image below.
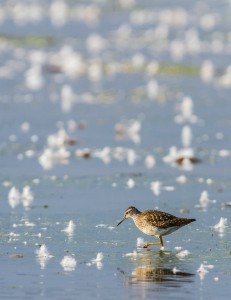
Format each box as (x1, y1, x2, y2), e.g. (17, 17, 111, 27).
(182, 218, 196, 225)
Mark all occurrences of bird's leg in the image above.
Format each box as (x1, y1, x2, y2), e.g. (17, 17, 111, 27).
(143, 236, 164, 248)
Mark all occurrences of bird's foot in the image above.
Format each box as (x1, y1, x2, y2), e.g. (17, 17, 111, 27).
(143, 241, 162, 248)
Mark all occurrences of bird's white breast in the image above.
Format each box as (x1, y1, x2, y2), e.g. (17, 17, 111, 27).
(134, 218, 179, 237)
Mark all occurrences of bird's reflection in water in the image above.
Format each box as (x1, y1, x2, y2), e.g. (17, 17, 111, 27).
(120, 250, 194, 287)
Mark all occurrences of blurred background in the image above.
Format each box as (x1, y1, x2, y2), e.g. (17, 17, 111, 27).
(0, 0, 231, 299)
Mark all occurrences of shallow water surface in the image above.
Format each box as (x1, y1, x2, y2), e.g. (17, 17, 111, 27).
(0, 0, 231, 299)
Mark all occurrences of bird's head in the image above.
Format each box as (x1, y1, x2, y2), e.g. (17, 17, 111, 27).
(117, 206, 140, 226)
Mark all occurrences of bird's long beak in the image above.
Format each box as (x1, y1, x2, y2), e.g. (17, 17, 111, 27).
(117, 218, 125, 226)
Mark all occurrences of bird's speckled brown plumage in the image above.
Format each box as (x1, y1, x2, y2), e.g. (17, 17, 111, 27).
(136, 209, 194, 229)
(117, 206, 196, 248)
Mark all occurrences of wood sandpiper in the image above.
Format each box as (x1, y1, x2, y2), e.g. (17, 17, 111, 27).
(117, 206, 196, 248)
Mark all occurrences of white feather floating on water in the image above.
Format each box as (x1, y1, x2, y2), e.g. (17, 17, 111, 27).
(199, 190, 211, 207)
(95, 224, 107, 228)
(86, 33, 107, 54)
(162, 186, 175, 191)
(176, 175, 187, 184)
(197, 263, 214, 280)
(8, 187, 21, 209)
(176, 250, 191, 259)
(20, 121, 30, 132)
(91, 252, 103, 263)
(163, 146, 196, 171)
(93, 147, 111, 164)
(115, 119, 141, 144)
(146, 79, 159, 99)
(174, 96, 198, 124)
(91, 252, 104, 270)
(61, 85, 75, 113)
(95, 224, 114, 230)
(47, 128, 70, 148)
(200, 60, 214, 82)
(196, 190, 216, 209)
(49, 0, 68, 27)
(181, 125, 192, 148)
(126, 149, 138, 166)
(8, 186, 34, 210)
(213, 217, 228, 236)
(88, 61, 102, 82)
(126, 178, 135, 189)
(163, 146, 178, 164)
(25, 64, 44, 90)
(36, 244, 53, 259)
(174, 246, 183, 251)
(35, 244, 53, 269)
(62, 220, 76, 237)
(144, 155, 156, 169)
(123, 251, 141, 258)
(218, 149, 230, 157)
(60, 255, 77, 272)
(38, 147, 70, 170)
(21, 185, 34, 209)
(150, 181, 161, 196)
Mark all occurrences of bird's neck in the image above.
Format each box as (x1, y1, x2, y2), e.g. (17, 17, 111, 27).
(131, 211, 141, 221)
